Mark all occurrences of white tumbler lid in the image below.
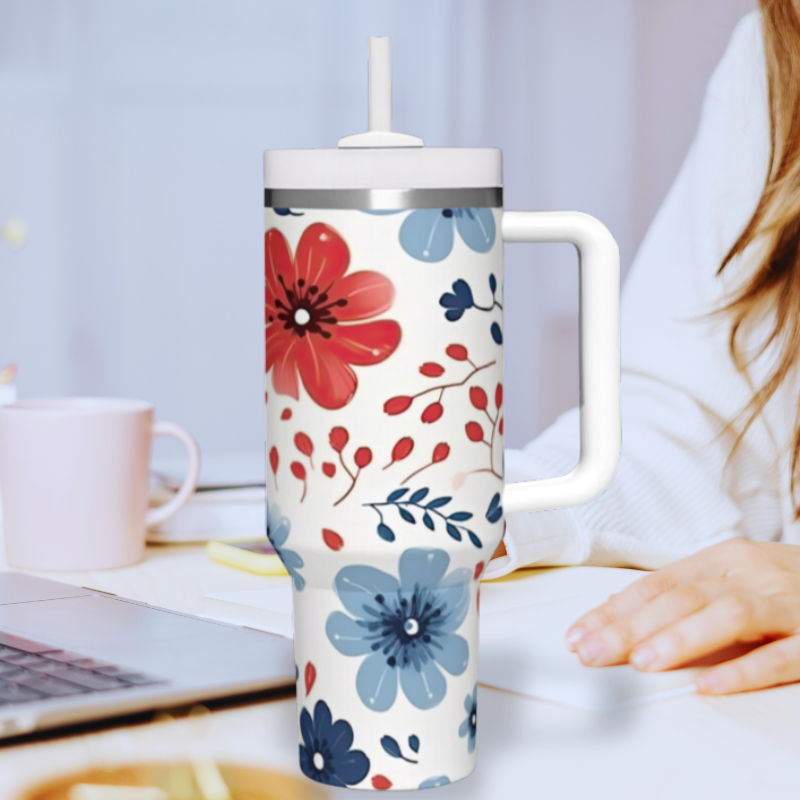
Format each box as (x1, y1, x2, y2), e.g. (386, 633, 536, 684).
(264, 37, 502, 197)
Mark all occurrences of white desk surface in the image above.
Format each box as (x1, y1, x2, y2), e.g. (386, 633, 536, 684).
(0, 541, 799, 800)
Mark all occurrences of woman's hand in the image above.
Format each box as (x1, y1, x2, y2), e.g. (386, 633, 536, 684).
(565, 540, 800, 694)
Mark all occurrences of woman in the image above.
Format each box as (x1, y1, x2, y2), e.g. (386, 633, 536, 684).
(489, 3, 800, 693)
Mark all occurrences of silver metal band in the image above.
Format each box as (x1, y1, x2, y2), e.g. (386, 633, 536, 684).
(264, 187, 503, 210)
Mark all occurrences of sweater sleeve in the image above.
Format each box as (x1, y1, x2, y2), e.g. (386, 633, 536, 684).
(485, 11, 783, 579)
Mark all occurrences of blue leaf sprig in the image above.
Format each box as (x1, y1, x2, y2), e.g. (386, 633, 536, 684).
(364, 487, 483, 548)
(439, 275, 503, 345)
(380, 734, 419, 763)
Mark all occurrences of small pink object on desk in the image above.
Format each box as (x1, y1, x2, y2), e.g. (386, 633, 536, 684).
(0, 398, 200, 570)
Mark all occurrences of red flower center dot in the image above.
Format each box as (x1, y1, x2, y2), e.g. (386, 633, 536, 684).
(274, 275, 348, 340)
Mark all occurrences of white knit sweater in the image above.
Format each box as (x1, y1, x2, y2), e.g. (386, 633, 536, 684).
(487, 12, 800, 580)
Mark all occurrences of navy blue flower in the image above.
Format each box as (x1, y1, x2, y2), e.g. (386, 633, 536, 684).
(266, 504, 305, 590)
(439, 275, 503, 348)
(419, 776, 451, 789)
(364, 208, 496, 262)
(298, 699, 370, 787)
(326, 548, 471, 711)
(458, 684, 478, 753)
(439, 279, 474, 321)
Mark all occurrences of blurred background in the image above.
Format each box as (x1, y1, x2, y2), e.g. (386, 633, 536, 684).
(0, 0, 755, 462)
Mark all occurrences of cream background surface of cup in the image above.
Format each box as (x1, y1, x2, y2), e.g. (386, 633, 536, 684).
(264, 199, 620, 791)
(0, 398, 200, 571)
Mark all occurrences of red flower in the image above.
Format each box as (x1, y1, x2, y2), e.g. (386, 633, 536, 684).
(446, 344, 468, 361)
(280, 408, 292, 420)
(329, 426, 349, 452)
(474, 561, 485, 580)
(420, 362, 445, 377)
(265, 224, 401, 409)
(470, 386, 488, 410)
(466, 422, 484, 442)
(384, 396, 412, 415)
(495, 382, 503, 409)
(499, 416, 504, 435)
(354, 447, 373, 468)
(421, 402, 443, 423)
(322, 462, 336, 477)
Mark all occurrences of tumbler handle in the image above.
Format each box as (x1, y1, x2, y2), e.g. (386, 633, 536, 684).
(502, 211, 621, 514)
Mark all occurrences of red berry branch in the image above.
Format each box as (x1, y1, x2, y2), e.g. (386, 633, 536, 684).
(291, 460, 307, 501)
(294, 431, 314, 469)
(464, 381, 504, 480)
(384, 436, 414, 469)
(269, 446, 279, 489)
(329, 426, 373, 506)
(383, 344, 496, 425)
(322, 528, 344, 551)
(401, 442, 450, 484)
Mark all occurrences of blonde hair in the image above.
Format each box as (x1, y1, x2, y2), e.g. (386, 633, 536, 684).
(719, 0, 800, 516)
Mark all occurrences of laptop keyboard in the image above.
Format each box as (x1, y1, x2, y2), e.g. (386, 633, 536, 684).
(0, 631, 166, 705)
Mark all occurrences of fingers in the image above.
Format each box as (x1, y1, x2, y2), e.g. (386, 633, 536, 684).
(566, 542, 752, 651)
(567, 570, 679, 651)
(696, 635, 800, 694)
(573, 582, 719, 667)
(625, 594, 764, 672)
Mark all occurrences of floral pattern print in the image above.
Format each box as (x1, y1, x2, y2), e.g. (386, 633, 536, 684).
(326, 548, 471, 711)
(266, 504, 305, 590)
(267, 206, 501, 785)
(458, 684, 478, 753)
(440, 274, 503, 344)
(364, 487, 484, 548)
(298, 699, 370, 787)
(265, 223, 401, 409)
(365, 208, 496, 262)
(380, 734, 418, 763)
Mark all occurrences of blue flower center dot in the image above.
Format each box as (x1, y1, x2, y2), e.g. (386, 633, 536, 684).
(471, 712, 477, 727)
(404, 618, 420, 636)
(442, 209, 453, 218)
(313, 752, 325, 771)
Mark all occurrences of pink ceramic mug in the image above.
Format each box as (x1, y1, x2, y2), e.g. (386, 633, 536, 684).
(0, 398, 201, 570)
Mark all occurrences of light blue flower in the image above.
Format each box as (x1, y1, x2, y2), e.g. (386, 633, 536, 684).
(364, 208, 496, 262)
(458, 684, 478, 753)
(266, 504, 305, 590)
(419, 776, 451, 789)
(326, 548, 471, 712)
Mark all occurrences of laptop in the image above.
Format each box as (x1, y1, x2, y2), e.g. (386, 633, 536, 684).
(0, 572, 295, 738)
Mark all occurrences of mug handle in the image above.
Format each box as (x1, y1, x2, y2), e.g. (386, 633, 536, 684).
(145, 421, 202, 527)
(502, 211, 621, 515)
